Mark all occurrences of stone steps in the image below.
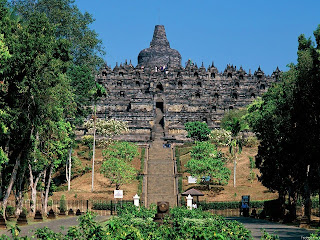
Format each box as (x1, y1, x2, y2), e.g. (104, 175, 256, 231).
(147, 194, 176, 207)
(146, 138, 177, 207)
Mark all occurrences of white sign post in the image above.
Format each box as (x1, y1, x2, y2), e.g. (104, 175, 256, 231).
(114, 190, 123, 213)
(133, 194, 140, 207)
(186, 194, 193, 210)
(114, 190, 123, 199)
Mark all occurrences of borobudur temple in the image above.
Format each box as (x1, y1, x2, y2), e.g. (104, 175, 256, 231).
(95, 25, 280, 142)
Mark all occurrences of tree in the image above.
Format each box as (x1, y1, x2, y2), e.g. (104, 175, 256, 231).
(185, 141, 230, 189)
(84, 117, 128, 192)
(221, 109, 248, 187)
(100, 157, 136, 190)
(246, 25, 320, 221)
(185, 121, 211, 142)
(100, 141, 139, 190)
(0, 0, 82, 217)
(0, 1, 75, 217)
(103, 141, 138, 162)
(13, 0, 105, 120)
(11, 0, 105, 205)
(221, 108, 248, 136)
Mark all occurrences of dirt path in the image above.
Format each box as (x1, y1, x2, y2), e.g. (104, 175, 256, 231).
(0, 215, 110, 238)
(227, 217, 315, 239)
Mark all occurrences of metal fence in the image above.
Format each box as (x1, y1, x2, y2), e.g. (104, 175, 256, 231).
(5, 199, 134, 217)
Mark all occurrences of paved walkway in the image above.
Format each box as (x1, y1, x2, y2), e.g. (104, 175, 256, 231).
(0, 215, 111, 238)
(146, 108, 176, 207)
(227, 217, 315, 240)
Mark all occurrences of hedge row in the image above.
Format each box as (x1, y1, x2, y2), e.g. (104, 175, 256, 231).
(92, 200, 132, 210)
(180, 200, 267, 210)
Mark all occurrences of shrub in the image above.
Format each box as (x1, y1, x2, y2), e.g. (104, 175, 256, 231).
(194, 200, 266, 210)
(261, 229, 280, 239)
(59, 195, 67, 212)
(77, 150, 86, 157)
(209, 128, 232, 146)
(55, 185, 68, 192)
(185, 121, 211, 142)
(81, 135, 93, 149)
(243, 135, 259, 147)
(6, 205, 15, 217)
(22, 207, 28, 216)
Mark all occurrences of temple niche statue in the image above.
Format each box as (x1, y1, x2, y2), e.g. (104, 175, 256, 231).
(95, 25, 280, 142)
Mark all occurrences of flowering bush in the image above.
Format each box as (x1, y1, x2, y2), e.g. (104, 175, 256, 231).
(209, 129, 232, 146)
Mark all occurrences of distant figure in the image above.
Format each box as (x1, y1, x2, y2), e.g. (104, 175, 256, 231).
(241, 203, 249, 217)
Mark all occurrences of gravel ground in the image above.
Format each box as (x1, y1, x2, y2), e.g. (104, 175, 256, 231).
(227, 217, 315, 240)
(0, 215, 111, 238)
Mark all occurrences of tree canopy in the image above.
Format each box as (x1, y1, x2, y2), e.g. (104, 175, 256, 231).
(185, 121, 211, 142)
(0, 0, 104, 216)
(246, 24, 320, 220)
(101, 141, 139, 190)
(185, 141, 230, 187)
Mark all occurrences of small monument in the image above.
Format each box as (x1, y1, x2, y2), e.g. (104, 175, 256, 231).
(154, 201, 169, 224)
(17, 212, 28, 225)
(76, 209, 82, 216)
(68, 208, 74, 216)
(186, 194, 193, 210)
(47, 209, 56, 219)
(34, 210, 43, 221)
(59, 209, 66, 216)
(133, 194, 140, 207)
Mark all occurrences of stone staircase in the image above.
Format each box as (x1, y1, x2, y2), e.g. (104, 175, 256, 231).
(145, 108, 177, 207)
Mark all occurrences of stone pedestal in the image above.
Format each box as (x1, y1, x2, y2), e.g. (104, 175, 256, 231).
(17, 213, 28, 225)
(47, 209, 56, 219)
(68, 209, 74, 216)
(34, 210, 43, 221)
(59, 209, 66, 216)
(154, 201, 169, 224)
(76, 209, 82, 216)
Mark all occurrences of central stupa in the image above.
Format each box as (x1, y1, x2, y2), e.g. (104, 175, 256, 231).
(137, 25, 181, 68)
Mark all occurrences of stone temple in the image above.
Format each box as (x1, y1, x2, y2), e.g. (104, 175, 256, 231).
(95, 25, 280, 142)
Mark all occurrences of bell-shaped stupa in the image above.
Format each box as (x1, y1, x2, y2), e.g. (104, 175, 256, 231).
(138, 25, 181, 68)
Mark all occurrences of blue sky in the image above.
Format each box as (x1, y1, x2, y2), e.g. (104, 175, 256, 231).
(75, 0, 320, 75)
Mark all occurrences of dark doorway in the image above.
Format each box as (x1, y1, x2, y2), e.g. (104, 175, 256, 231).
(156, 83, 164, 92)
(155, 101, 164, 129)
(156, 102, 164, 113)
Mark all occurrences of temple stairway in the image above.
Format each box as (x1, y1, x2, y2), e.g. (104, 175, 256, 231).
(145, 108, 177, 207)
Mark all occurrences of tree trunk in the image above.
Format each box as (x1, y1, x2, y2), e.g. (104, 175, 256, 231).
(233, 156, 237, 188)
(66, 147, 72, 191)
(290, 192, 297, 221)
(41, 168, 47, 214)
(304, 185, 311, 222)
(14, 188, 23, 216)
(15, 164, 27, 216)
(2, 151, 22, 219)
(29, 164, 43, 216)
(91, 105, 96, 192)
(43, 164, 53, 214)
(278, 190, 286, 219)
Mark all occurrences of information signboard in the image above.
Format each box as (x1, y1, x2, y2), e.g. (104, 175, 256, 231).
(114, 190, 123, 199)
(188, 176, 197, 184)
